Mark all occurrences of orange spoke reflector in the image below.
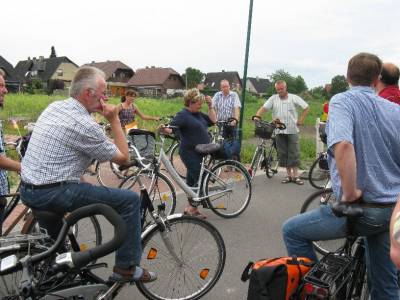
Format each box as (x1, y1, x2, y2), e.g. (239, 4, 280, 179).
(147, 248, 158, 259)
(200, 269, 210, 280)
(80, 244, 89, 251)
(161, 194, 169, 201)
(216, 204, 226, 209)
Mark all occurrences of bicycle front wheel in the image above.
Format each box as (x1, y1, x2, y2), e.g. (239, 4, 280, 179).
(300, 188, 345, 255)
(97, 161, 131, 188)
(137, 215, 226, 300)
(204, 160, 252, 218)
(265, 145, 279, 178)
(308, 156, 330, 189)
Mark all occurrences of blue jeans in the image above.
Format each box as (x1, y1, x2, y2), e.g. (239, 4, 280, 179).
(223, 127, 240, 161)
(20, 182, 141, 269)
(282, 204, 399, 300)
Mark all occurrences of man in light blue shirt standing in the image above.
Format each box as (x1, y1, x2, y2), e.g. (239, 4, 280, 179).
(283, 53, 400, 299)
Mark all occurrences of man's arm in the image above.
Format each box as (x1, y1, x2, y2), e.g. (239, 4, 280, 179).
(390, 199, 400, 269)
(332, 141, 362, 202)
(297, 106, 309, 126)
(205, 96, 217, 124)
(255, 106, 267, 118)
(99, 99, 129, 165)
(0, 156, 21, 172)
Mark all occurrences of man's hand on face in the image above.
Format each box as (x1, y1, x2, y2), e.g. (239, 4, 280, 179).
(98, 99, 119, 122)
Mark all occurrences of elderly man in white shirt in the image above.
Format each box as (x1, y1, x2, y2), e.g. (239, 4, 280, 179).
(256, 80, 309, 184)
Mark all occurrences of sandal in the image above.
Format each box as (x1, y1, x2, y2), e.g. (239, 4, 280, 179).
(293, 177, 304, 185)
(183, 207, 207, 219)
(281, 176, 292, 184)
(111, 266, 157, 283)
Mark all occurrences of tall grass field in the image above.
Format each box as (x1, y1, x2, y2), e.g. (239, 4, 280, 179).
(1, 93, 324, 168)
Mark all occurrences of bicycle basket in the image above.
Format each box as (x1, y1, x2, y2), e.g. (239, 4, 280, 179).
(254, 122, 275, 139)
(127, 129, 156, 160)
(302, 252, 353, 297)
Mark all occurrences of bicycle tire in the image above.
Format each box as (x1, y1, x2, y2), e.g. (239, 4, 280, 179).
(308, 156, 330, 189)
(265, 144, 278, 178)
(204, 160, 252, 218)
(169, 142, 187, 179)
(300, 188, 345, 255)
(119, 170, 177, 218)
(248, 145, 263, 179)
(137, 215, 226, 300)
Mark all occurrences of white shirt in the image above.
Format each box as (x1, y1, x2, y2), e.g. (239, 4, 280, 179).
(263, 93, 308, 134)
(212, 91, 241, 121)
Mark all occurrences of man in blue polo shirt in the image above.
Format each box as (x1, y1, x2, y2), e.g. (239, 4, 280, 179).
(283, 53, 400, 299)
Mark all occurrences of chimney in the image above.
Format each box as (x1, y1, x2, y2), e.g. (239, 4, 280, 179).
(28, 56, 31, 61)
(221, 70, 225, 72)
(146, 66, 149, 69)
(151, 66, 155, 68)
(91, 61, 95, 64)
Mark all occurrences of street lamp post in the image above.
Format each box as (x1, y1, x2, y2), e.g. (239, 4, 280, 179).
(238, 0, 254, 148)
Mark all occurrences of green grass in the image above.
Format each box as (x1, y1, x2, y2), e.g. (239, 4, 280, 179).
(1, 93, 323, 168)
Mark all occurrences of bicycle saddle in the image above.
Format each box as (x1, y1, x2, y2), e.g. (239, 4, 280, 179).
(331, 201, 364, 218)
(195, 143, 221, 155)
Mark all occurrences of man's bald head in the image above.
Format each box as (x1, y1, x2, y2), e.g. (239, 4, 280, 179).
(381, 63, 400, 86)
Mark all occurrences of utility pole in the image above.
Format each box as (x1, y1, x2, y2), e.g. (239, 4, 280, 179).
(239, 0, 254, 147)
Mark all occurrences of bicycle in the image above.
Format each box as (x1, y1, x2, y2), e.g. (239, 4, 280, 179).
(308, 122, 330, 189)
(248, 116, 286, 180)
(301, 201, 369, 299)
(0, 182, 226, 299)
(300, 188, 344, 255)
(120, 124, 252, 219)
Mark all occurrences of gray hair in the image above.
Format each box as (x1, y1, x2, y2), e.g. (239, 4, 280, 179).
(0, 68, 5, 78)
(70, 66, 106, 98)
(274, 80, 287, 88)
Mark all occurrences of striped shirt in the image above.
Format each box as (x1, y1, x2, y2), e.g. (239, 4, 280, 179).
(0, 121, 9, 195)
(212, 91, 241, 121)
(21, 98, 117, 185)
(327, 86, 400, 203)
(263, 94, 308, 134)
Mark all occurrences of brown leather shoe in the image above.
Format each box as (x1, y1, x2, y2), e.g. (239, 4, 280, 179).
(112, 266, 157, 283)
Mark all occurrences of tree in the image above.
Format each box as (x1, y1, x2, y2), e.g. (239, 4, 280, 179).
(181, 67, 204, 89)
(266, 69, 308, 97)
(330, 75, 348, 97)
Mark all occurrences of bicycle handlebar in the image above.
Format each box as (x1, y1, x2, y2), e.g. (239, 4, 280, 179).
(31, 204, 127, 268)
(251, 116, 286, 130)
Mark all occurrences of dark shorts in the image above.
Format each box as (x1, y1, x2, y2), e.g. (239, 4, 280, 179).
(276, 134, 300, 167)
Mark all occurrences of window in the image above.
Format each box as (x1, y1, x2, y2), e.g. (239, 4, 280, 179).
(120, 73, 125, 79)
(57, 69, 63, 76)
(112, 73, 116, 78)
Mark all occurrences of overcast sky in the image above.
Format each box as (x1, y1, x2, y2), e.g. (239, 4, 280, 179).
(2, 0, 399, 88)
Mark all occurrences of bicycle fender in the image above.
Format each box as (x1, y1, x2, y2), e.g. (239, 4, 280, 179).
(141, 213, 184, 239)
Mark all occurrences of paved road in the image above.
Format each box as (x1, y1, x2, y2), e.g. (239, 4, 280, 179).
(86, 170, 317, 300)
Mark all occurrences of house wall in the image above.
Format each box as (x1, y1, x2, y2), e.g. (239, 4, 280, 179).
(246, 80, 257, 93)
(163, 75, 184, 89)
(50, 62, 78, 85)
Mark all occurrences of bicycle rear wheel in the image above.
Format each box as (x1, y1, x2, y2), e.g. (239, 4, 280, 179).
(300, 188, 345, 255)
(265, 144, 279, 178)
(248, 146, 263, 179)
(26, 215, 102, 252)
(308, 155, 330, 189)
(137, 215, 226, 300)
(169, 142, 187, 179)
(204, 160, 252, 218)
(97, 161, 135, 188)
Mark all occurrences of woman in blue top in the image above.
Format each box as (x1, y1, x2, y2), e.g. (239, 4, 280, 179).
(167, 88, 216, 218)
